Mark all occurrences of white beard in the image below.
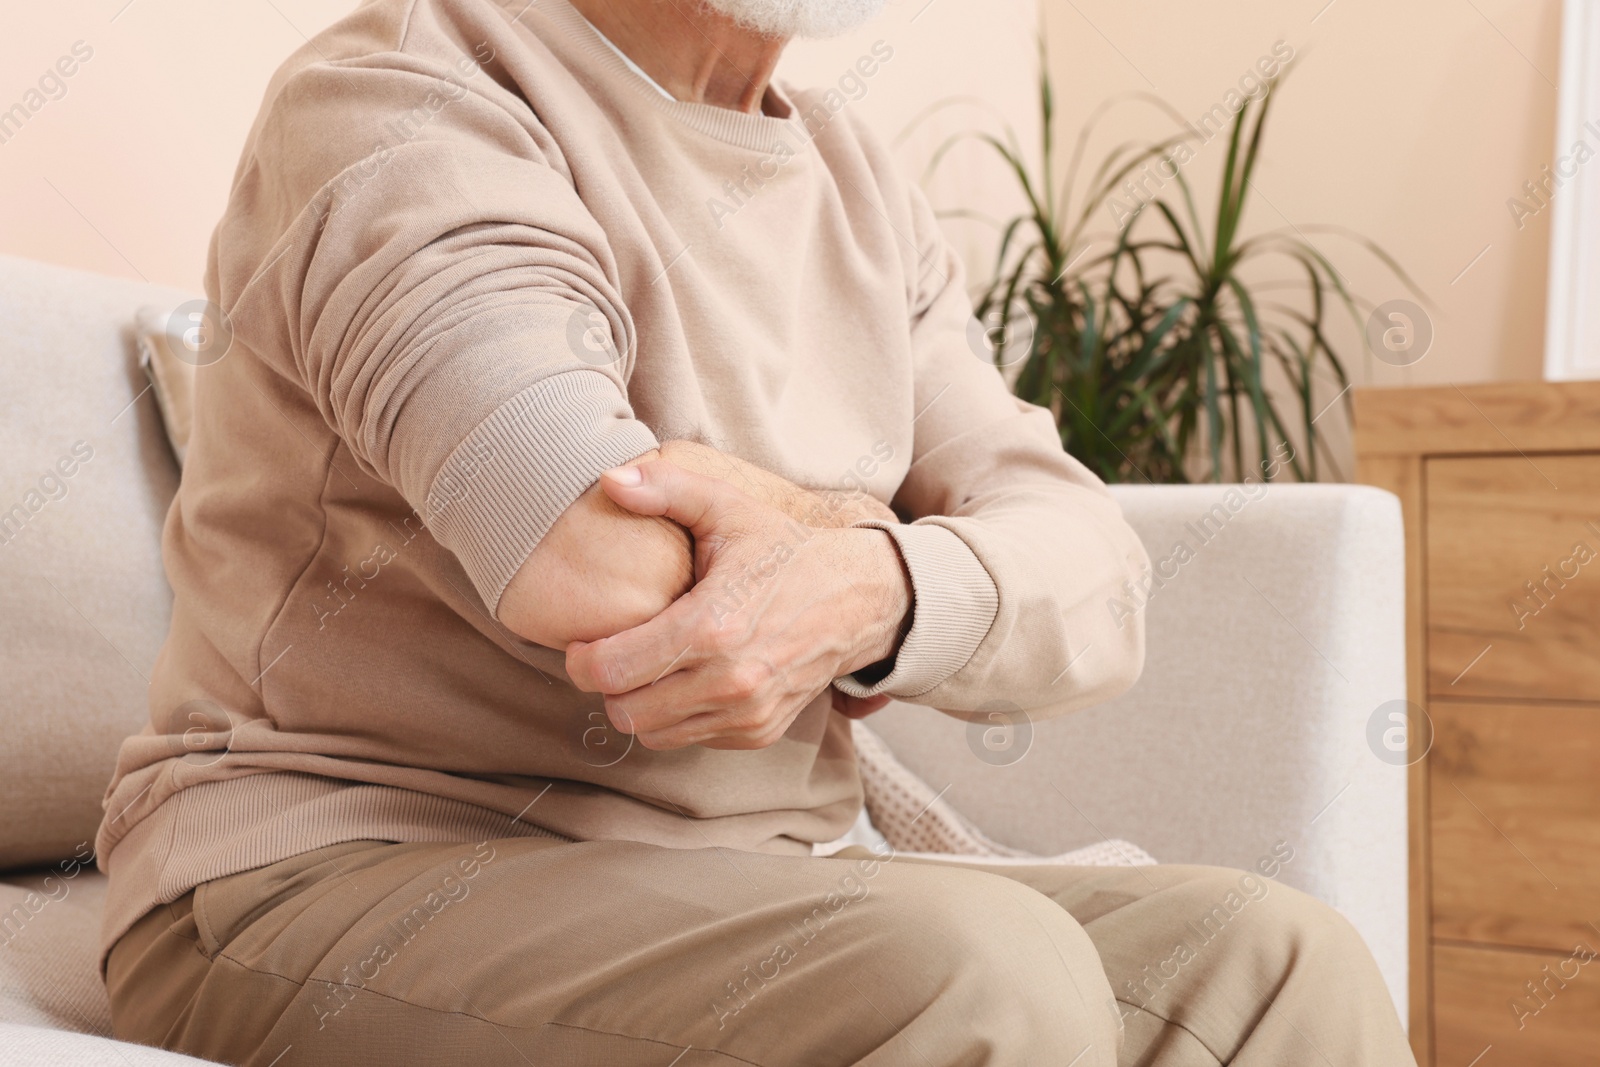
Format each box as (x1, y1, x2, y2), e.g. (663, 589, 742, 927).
(697, 0, 887, 39)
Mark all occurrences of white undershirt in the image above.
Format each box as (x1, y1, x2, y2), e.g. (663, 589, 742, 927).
(812, 804, 892, 857)
(583, 17, 677, 101)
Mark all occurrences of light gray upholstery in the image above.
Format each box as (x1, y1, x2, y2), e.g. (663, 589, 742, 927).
(0, 254, 187, 871)
(0, 1022, 215, 1066)
(0, 253, 1410, 1054)
(868, 482, 1409, 1019)
(0, 872, 111, 1036)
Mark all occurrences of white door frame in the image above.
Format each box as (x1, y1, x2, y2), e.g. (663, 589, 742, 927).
(1546, 0, 1600, 380)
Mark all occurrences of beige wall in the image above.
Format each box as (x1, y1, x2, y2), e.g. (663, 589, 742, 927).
(0, 0, 1036, 293)
(0, 0, 352, 292)
(1, 0, 1565, 472)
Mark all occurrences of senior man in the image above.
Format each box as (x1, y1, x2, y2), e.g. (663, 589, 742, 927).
(98, 0, 1416, 1063)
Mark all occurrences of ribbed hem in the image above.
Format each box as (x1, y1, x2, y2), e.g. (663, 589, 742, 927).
(834, 521, 999, 699)
(425, 370, 659, 613)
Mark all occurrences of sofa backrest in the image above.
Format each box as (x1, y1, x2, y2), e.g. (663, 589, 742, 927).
(0, 254, 192, 871)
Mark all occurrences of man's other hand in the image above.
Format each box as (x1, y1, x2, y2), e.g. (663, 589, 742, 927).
(564, 459, 912, 750)
(658, 438, 898, 529)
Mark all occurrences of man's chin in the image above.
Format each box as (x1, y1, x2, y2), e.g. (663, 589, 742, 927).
(697, 0, 889, 40)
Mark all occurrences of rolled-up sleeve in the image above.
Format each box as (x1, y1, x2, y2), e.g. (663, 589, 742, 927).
(212, 53, 658, 612)
(834, 187, 1151, 719)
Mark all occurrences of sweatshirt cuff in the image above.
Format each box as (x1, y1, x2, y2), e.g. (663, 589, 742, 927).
(422, 370, 659, 613)
(834, 520, 999, 699)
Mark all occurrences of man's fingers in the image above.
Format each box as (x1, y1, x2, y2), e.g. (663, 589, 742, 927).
(600, 458, 750, 538)
(599, 668, 720, 736)
(633, 707, 792, 751)
(564, 591, 713, 695)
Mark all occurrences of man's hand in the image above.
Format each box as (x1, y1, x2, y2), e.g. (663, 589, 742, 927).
(564, 459, 912, 750)
(658, 438, 898, 529)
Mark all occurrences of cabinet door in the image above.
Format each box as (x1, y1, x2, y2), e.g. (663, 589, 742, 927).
(1429, 703, 1600, 951)
(1426, 454, 1600, 701)
(1434, 944, 1600, 1067)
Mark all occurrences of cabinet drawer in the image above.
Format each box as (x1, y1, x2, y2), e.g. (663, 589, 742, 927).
(1429, 703, 1600, 950)
(1426, 455, 1600, 701)
(1434, 944, 1600, 1066)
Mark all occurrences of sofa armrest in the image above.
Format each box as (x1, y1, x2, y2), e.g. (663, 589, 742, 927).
(865, 483, 1409, 1021)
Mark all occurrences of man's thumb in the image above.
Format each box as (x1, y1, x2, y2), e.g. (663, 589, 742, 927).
(599, 458, 745, 536)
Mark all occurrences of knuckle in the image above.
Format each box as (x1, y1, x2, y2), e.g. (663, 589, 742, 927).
(725, 663, 768, 701)
(747, 720, 789, 749)
(596, 657, 629, 694)
(724, 703, 769, 731)
(701, 621, 737, 657)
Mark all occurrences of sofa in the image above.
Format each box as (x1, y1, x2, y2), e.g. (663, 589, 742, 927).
(0, 252, 1410, 1063)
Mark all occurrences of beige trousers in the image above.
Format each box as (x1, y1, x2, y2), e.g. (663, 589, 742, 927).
(107, 838, 1415, 1066)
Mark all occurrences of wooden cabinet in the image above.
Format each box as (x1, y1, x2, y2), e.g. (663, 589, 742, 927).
(1355, 382, 1600, 1067)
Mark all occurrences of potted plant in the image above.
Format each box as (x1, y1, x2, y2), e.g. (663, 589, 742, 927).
(915, 56, 1424, 483)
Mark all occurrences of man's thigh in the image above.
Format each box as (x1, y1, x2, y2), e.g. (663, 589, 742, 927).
(109, 838, 1124, 1067)
(901, 855, 1411, 1067)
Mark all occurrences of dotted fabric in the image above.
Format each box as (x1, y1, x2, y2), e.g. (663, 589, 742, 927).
(853, 720, 1156, 866)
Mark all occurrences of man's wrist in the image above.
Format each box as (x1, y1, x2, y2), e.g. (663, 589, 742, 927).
(840, 526, 913, 675)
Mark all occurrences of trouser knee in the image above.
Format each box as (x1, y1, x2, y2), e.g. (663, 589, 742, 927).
(900, 869, 1121, 1065)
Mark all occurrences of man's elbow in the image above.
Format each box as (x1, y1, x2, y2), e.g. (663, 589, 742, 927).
(496, 503, 693, 648)
(500, 567, 688, 647)
(1030, 616, 1145, 719)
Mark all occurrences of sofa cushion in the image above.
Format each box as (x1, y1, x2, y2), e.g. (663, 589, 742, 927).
(0, 869, 110, 1033)
(0, 255, 190, 871)
(0, 1023, 219, 1066)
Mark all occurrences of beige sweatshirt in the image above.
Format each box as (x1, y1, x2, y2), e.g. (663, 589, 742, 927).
(95, 0, 1150, 960)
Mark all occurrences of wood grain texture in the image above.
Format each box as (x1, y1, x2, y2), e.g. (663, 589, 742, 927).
(1433, 943, 1600, 1067)
(1424, 455, 1600, 701)
(1355, 381, 1600, 1065)
(1355, 380, 1600, 456)
(1357, 450, 1433, 1065)
(1429, 702, 1600, 952)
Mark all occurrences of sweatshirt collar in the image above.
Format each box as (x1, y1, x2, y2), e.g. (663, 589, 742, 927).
(536, 0, 810, 153)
